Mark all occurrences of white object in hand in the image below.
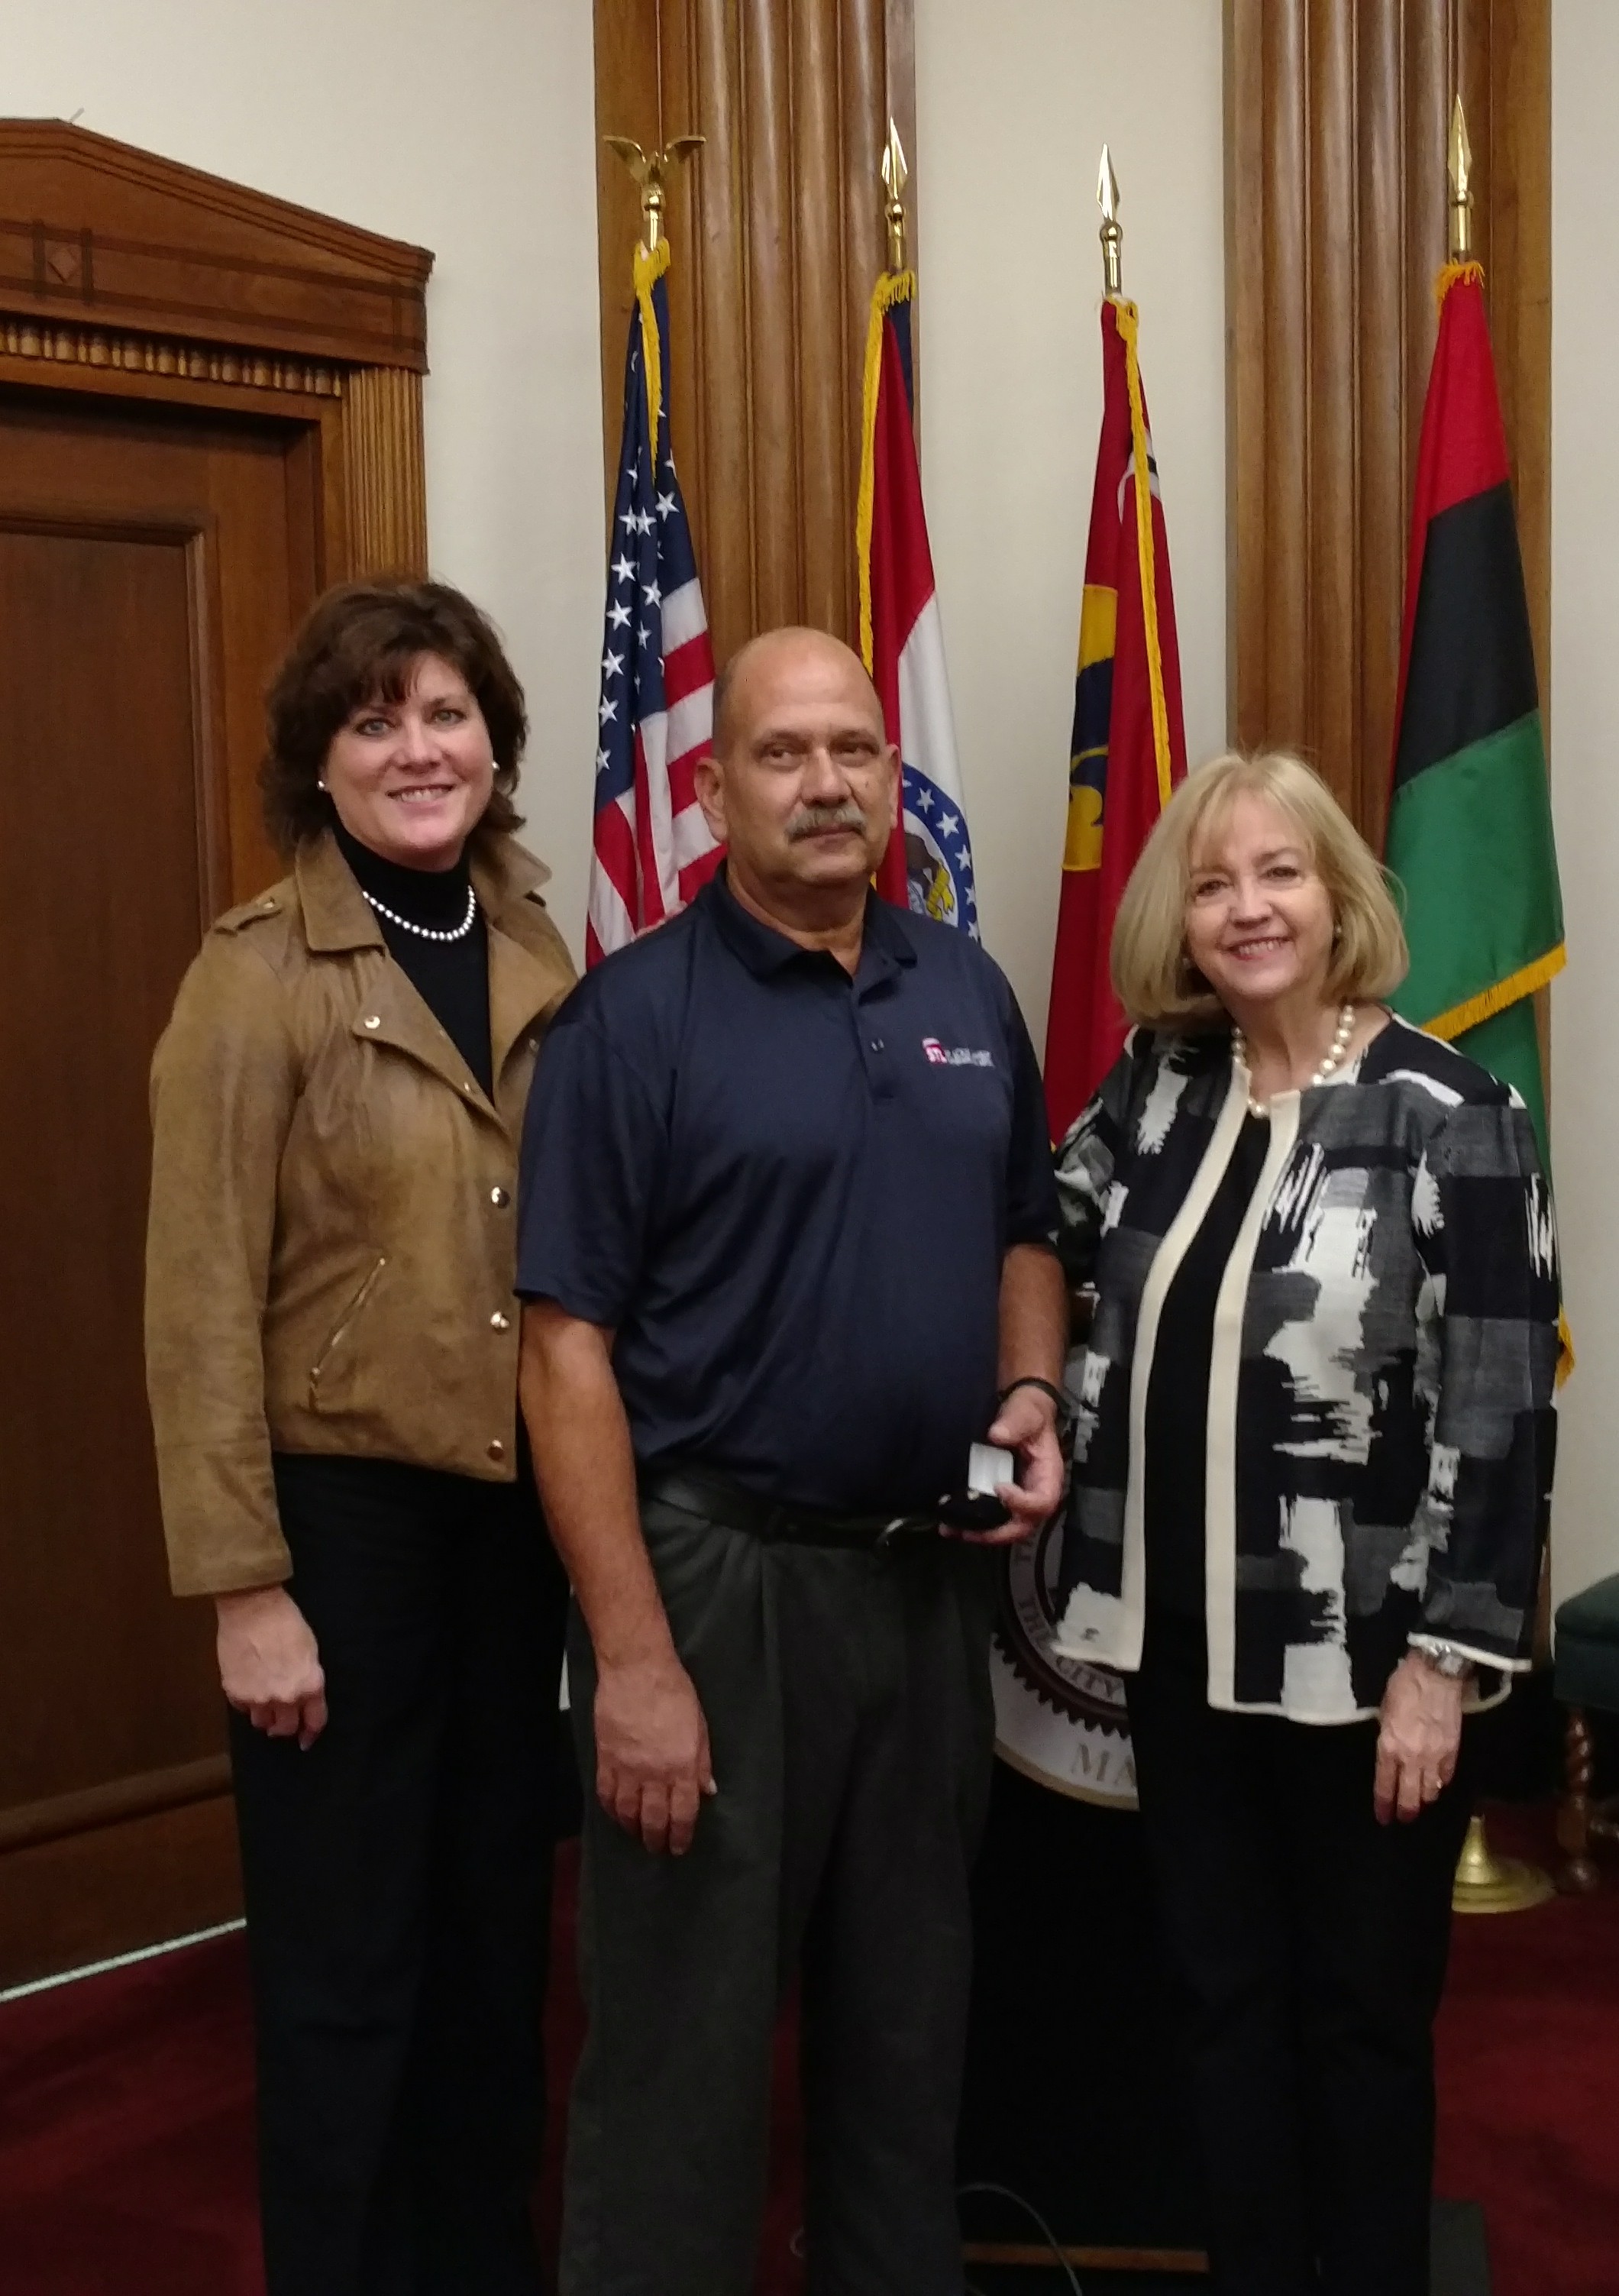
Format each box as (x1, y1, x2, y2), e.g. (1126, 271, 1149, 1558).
(968, 1442, 1015, 1496)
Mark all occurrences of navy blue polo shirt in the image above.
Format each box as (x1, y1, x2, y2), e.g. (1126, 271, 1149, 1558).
(515, 871, 1058, 1514)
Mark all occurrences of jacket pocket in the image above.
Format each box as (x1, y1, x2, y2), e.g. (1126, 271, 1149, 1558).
(308, 1255, 388, 1407)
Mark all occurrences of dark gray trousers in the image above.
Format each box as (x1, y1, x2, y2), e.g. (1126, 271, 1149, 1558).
(559, 1499, 997, 2296)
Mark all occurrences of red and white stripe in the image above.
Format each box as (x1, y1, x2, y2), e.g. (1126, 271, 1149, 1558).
(586, 578, 719, 965)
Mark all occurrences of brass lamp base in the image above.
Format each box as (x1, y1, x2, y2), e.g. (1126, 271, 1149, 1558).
(1452, 1813, 1556, 1915)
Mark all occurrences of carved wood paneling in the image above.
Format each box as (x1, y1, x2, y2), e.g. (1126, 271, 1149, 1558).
(0, 315, 344, 395)
(0, 122, 433, 581)
(594, 0, 912, 665)
(0, 121, 431, 370)
(342, 364, 429, 576)
(1225, 0, 1550, 849)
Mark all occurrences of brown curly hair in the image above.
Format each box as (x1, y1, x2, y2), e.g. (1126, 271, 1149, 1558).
(260, 578, 528, 852)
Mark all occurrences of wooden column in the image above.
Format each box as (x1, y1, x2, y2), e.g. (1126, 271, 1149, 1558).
(1224, 0, 1549, 849)
(594, 0, 911, 668)
(342, 365, 429, 575)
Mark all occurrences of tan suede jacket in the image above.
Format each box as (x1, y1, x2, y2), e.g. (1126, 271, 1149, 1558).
(145, 828, 577, 1597)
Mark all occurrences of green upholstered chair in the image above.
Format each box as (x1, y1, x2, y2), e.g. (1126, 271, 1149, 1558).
(1554, 1574, 1619, 1891)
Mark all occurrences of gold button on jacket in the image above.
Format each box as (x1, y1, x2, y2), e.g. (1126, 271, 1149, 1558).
(144, 827, 577, 1597)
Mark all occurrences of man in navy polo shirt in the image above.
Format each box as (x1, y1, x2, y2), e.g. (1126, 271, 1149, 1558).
(517, 627, 1065, 2296)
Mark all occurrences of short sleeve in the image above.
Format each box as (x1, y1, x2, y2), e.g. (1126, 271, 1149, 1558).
(1003, 992, 1060, 1247)
(515, 1011, 669, 1325)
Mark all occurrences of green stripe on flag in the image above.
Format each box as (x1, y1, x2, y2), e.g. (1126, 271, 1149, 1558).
(1451, 994, 1550, 1172)
(1386, 710, 1562, 1027)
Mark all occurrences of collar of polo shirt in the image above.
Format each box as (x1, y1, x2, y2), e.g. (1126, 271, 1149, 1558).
(709, 864, 919, 982)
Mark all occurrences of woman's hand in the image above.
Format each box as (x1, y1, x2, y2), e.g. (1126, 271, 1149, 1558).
(215, 1586, 328, 1750)
(1374, 1650, 1464, 1824)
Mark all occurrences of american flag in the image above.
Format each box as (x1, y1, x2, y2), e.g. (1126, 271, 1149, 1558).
(587, 245, 722, 965)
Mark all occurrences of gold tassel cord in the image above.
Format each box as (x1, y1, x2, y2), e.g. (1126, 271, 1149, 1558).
(1110, 296, 1174, 812)
(632, 238, 672, 467)
(855, 270, 916, 673)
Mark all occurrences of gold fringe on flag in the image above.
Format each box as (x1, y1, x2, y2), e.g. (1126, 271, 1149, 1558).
(1110, 295, 1174, 812)
(1422, 943, 1566, 1043)
(1435, 257, 1486, 308)
(856, 270, 916, 673)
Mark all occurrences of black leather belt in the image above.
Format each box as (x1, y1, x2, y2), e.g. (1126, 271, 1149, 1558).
(639, 1463, 939, 1550)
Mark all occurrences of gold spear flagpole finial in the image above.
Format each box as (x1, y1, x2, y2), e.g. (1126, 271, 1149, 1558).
(604, 131, 705, 256)
(1097, 143, 1123, 296)
(881, 119, 909, 274)
(1447, 95, 1473, 262)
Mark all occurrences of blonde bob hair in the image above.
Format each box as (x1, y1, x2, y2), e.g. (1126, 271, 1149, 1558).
(1110, 748, 1408, 1031)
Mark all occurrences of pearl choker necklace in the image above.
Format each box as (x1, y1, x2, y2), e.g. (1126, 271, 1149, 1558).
(1233, 1001, 1356, 1117)
(361, 883, 477, 943)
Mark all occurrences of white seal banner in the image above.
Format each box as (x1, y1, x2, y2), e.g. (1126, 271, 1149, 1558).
(992, 1515, 1136, 1809)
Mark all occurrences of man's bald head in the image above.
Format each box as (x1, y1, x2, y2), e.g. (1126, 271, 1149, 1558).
(695, 625, 897, 915)
(711, 627, 883, 756)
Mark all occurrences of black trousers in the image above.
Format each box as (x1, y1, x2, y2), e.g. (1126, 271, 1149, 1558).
(559, 1501, 997, 2296)
(229, 1451, 570, 2296)
(1126, 1608, 1474, 2296)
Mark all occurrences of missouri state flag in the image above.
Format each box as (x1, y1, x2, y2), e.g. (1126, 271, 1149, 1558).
(1044, 296, 1187, 1140)
(857, 269, 978, 932)
(1385, 260, 1565, 1161)
(587, 238, 722, 965)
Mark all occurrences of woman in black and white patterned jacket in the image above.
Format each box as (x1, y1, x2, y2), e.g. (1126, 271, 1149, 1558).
(1052, 748, 1558, 2296)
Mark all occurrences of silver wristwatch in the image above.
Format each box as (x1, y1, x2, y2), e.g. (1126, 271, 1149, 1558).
(1410, 1637, 1473, 1680)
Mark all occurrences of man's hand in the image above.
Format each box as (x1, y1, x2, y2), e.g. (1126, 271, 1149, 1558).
(595, 1648, 716, 1855)
(948, 1385, 1066, 1547)
(216, 1585, 328, 1750)
(1374, 1650, 1465, 1824)
(522, 1301, 717, 1855)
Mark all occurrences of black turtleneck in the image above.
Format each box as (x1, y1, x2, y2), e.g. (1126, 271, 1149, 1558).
(333, 820, 493, 1097)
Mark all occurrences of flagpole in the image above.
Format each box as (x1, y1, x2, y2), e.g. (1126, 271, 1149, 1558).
(1436, 90, 1556, 1919)
(1447, 95, 1473, 264)
(881, 120, 908, 275)
(1097, 144, 1123, 295)
(603, 131, 704, 256)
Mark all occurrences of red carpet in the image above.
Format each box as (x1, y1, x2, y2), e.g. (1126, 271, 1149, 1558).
(2, 1809, 1614, 2294)
(1433, 1804, 1619, 2296)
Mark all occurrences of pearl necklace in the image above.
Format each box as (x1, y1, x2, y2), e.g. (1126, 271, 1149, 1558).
(1233, 1001, 1356, 1117)
(360, 882, 477, 943)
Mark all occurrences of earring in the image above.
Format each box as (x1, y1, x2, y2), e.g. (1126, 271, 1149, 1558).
(317, 780, 328, 792)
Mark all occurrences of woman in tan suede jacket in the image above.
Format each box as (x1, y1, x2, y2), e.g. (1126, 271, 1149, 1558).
(145, 580, 576, 2296)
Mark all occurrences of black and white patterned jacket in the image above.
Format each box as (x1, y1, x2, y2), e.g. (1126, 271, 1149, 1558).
(1052, 1016, 1559, 1721)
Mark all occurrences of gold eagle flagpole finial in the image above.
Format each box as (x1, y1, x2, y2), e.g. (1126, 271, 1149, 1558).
(1098, 144, 1123, 296)
(881, 120, 909, 274)
(603, 132, 705, 255)
(1447, 95, 1473, 263)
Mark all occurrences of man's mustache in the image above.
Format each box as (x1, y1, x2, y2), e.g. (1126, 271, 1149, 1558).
(785, 803, 868, 842)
